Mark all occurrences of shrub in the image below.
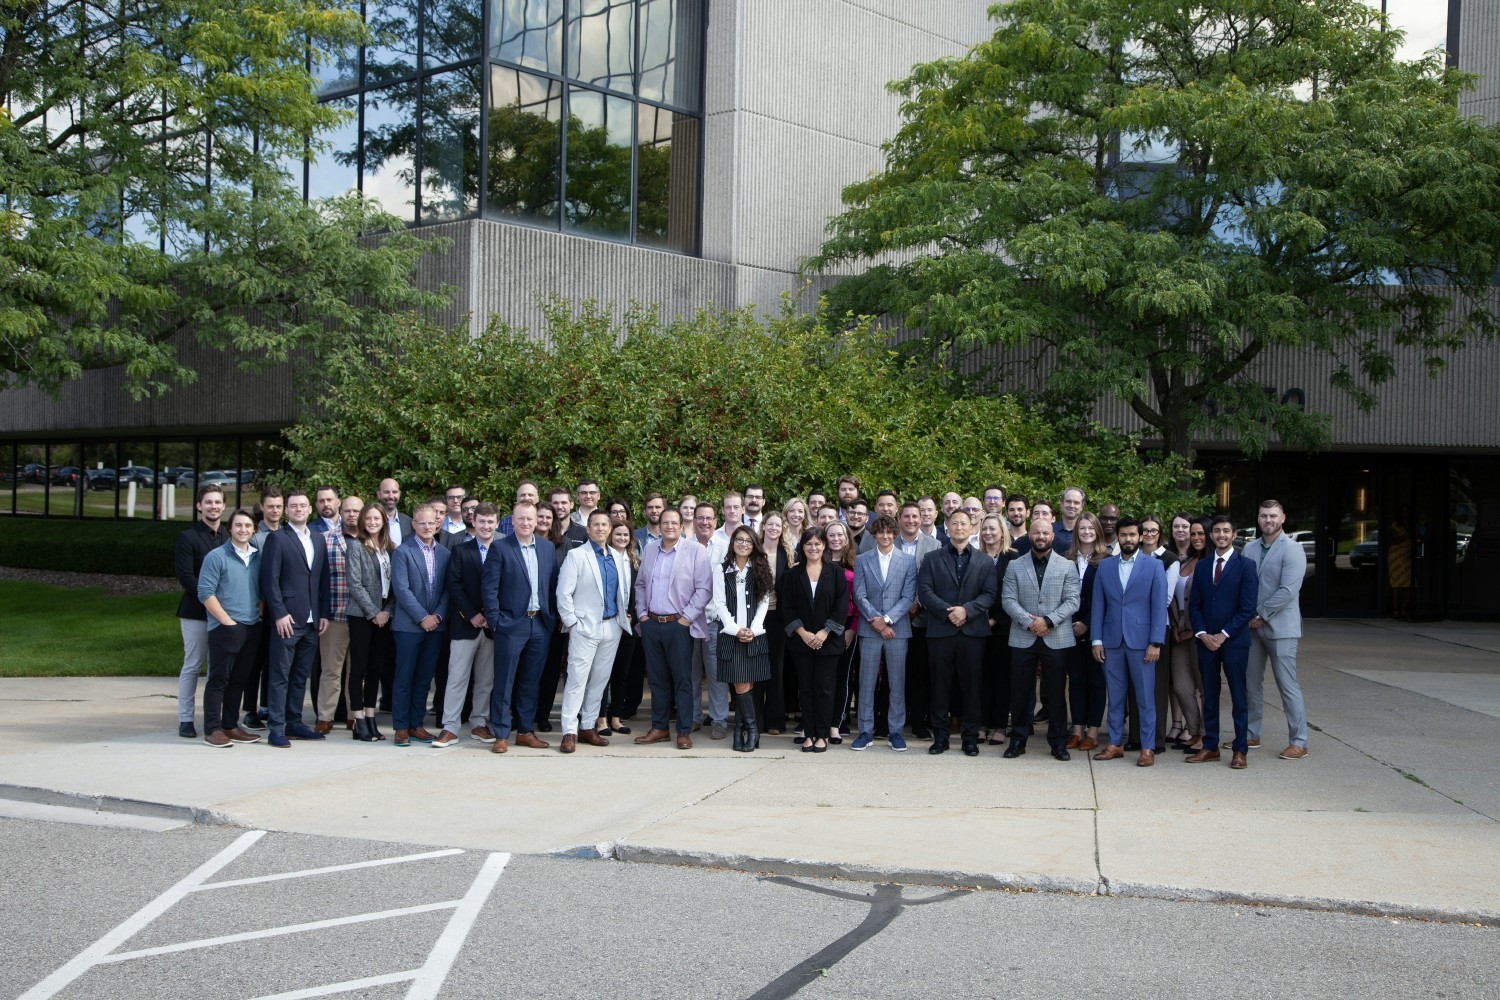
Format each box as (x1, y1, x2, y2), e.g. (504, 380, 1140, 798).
(0, 516, 179, 576)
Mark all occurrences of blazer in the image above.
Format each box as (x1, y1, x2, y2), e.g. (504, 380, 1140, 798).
(1090, 553, 1169, 649)
(854, 547, 917, 639)
(440, 529, 476, 551)
(482, 531, 559, 634)
(174, 520, 224, 620)
(897, 533, 943, 628)
(1168, 557, 1199, 637)
(391, 536, 450, 633)
(778, 559, 848, 655)
(1000, 550, 1081, 650)
(1189, 548, 1258, 648)
(345, 542, 395, 621)
(557, 540, 634, 639)
(917, 544, 999, 639)
(445, 536, 492, 639)
(1073, 559, 1099, 644)
(1242, 532, 1306, 639)
(385, 511, 415, 549)
(634, 526, 661, 553)
(260, 523, 326, 627)
(634, 537, 713, 639)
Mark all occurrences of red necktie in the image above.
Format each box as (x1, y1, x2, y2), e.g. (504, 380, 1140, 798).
(1214, 556, 1224, 584)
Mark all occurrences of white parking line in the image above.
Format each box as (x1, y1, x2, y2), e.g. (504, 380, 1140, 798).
(194, 848, 465, 891)
(248, 970, 420, 1000)
(407, 851, 511, 1000)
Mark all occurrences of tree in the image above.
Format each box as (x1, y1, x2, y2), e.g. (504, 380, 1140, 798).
(809, 0, 1500, 465)
(283, 300, 1206, 517)
(0, 0, 450, 399)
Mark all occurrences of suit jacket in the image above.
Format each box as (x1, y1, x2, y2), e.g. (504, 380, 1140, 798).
(385, 511, 414, 549)
(634, 526, 661, 553)
(897, 533, 942, 628)
(557, 541, 633, 639)
(917, 544, 999, 638)
(345, 542, 395, 621)
(482, 531, 558, 634)
(778, 559, 848, 655)
(1242, 532, 1306, 639)
(174, 520, 224, 620)
(1189, 549, 1258, 648)
(1073, 559, 1098, 644)
(1090, 553, 1169, 649)
(854, 547, 917, 639)
(634, 538, 713, 639)
(391, 536, 450, 633)
(445, 536, 491, 639)
(260, 523, 326, 627)
(1000, 550, 1081, 650)
(440, 529, 476, 551)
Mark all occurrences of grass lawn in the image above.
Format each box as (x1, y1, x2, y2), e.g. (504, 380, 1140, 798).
(0, 580, 183, 677)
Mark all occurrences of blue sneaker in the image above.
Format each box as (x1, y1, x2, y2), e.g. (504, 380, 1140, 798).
(286, 722, 325, 740)
(268, 731, 291, 749)
(888, 733, 908, 752)
(850, 733, 873, 751)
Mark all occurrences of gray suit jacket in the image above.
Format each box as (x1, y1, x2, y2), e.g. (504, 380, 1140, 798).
(1243, 531, 1305, 639)
(1001, 550, 1081, 650)
(854, 548, 917, 639)
(898, 533, 942, 628)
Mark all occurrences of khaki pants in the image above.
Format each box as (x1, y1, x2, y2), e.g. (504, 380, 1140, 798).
(316, 620, 351, 721)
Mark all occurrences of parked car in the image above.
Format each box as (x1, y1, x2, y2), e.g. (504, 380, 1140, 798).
(117, 466, 157, 486)
(86, 468, 118, 491)
(179, 469, 238, 490)
(52, 466, 81, 486)
(21, 463, 51, 484)
(1289, 530, 1317, 561)
(1349, 531, 1380, 569)
(163, 466, 194, 484)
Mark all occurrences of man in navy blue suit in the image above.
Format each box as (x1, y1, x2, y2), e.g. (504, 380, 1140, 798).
(1090, 518, 1169, 767)
(259, 489, 327, 748)
(481, 500, 558, 754)
(1187, 516, 1259, 768)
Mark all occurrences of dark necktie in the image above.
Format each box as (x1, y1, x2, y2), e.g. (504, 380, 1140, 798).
(1214, 556, 1224, 584)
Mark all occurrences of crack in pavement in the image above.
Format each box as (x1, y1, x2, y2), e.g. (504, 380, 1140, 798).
(1306, 721, 1498, 823)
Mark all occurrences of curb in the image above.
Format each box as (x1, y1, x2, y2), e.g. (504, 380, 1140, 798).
(611, 844, 1500, 927)
(0, 784, 231, 827)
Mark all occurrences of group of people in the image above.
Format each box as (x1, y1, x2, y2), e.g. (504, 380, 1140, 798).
(174, 475, 1311, 768)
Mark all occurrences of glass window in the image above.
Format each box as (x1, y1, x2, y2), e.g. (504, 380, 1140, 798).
(425, 0, 483, 69)
(634, 104, 697, 253)
(564, 87, 633, 240)
(364, 0, 418, 85)
(421, 68, 482, 222)
(308, 96, 360, 201)
(491, 0, 565, 74)
(566, 0, 635, 93)
(639, 0, 702, 109)
(362, 85, 418, 225)
(313, 0, 361, 96)
(487, 67, 563, 225)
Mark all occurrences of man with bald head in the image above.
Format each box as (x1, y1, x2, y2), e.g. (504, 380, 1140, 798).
(378, 478, 413, 548)
(1000, 518, 1080, 761)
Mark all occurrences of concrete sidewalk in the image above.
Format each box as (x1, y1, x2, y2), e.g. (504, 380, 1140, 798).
(3, 620, 1498, 922)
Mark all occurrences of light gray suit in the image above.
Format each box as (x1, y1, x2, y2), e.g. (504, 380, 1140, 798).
(1001, 550, 1081, 651)
(556, 542, 633, 736)
(1242, 531, 1308, 748)
(853, 547, 918, 738)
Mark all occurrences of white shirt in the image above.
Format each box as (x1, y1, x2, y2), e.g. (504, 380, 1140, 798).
(711, 563, 769, 636)
(233, 541, 254, 567)
(289, 523, 314, 622)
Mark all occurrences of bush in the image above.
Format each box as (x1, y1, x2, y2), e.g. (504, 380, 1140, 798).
(0, 516, 180, 576)
(284, 300, 1209, 516)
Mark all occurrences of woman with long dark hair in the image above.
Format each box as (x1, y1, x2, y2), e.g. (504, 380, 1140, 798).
(1065, 512, 1110, 751)
(1168, 519, 1209, 752)
(823, 520, 859, 743)
(345, 503, 395, 741)
(710, 525, 774, 751)
(597, 522, 640, 736)
(758, 511, 796, 735)
(779, 526, 847, 753)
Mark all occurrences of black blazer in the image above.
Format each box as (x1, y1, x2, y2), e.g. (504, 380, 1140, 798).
(174, 520, 223, 620)
(446, 536, 490, 640)
(1073, 560, 1099, 643)
(260, 524, 326, 626)
(778, 559, 847, 656)
(917, 544, 999, 638)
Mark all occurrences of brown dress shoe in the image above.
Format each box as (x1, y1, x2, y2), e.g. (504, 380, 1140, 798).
(1078, 736, 1098, 752)
(577, 728, 609, 747)
(634, 728, 672, 745)
(470, 726, 496, 743)
(1065, 735, 1080, 750)
(1185, 749, 1222, 763)
(1222, 738, 1260, 749)
(515, 731, 549, 749)
(314, 720, 333, 735)
(676, 733, 693, 750)
(204, 730, 232, 748)
(1136, 749, 1155, 767)
(410, 727, 437, 742)
(1230, 751, 1248, 769)
(1279, 745, 1308, 760)
(560, 734, 577, 753)
(225, 727, 261, 744)
(490, 738, 509, 754)
(1093, 744, 1125, 761)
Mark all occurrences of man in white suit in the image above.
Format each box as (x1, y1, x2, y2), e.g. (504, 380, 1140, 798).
(1243, 499, 1310, 760)
(555, 510, 633, 753)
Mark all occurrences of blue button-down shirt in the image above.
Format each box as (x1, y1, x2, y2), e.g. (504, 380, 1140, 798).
(1117, 551, 1137, 590)
(593, 543, 619, 619)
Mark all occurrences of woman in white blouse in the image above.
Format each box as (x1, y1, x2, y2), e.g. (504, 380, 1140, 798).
(710, 525, 774, 751)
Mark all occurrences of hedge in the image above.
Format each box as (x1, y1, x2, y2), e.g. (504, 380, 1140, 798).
(0, 516, 180, 577)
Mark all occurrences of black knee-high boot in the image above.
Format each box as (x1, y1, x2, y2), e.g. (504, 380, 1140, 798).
(736, 690, 758, 752)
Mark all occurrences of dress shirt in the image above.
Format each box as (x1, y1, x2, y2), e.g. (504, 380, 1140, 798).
(290, 523, 315, 622)
(477, 539, 490, 563)
(377, 550, 391, 600)
(948, 545, 970, 580)
(898, 535, 920, 557)
(1075, 553, 1089, 578)
(386, 511, 404, 547)
(648, 542, 681, 616)
(233, 542, 254, 567)
(593, 542, 619, 620)
(1032, 554, 1049, 588)
(712, 563, 768, 636)
(520, 539, 540, 612)
(415, 536, 438, 593)
(442, 517, 466, 534)
(1117, 550, 1138, 590)
(877, 547, 893, 581)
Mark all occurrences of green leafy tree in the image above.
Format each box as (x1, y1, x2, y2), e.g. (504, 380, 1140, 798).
(809, 0, 1500, 464)
(283, 300, 1206, 517)
(0, 0, 450, 398)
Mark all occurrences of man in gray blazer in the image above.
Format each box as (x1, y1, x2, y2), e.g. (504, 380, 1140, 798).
(897, 502, 942, 740)
(1243, 499, 1310, 760)
(1000, 518, 1081, 760)
(852, 515, 918, 751)
(555, 510, 634, 752)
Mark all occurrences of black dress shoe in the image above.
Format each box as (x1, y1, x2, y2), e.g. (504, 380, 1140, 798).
(927, 742, 948, 755)
(1125, 741, 1141, 751)
(536, 719, 553, 733)
(1034, 708, 1050, 722)
(911, 728, 932, 740)
(962, 742, 979, 757)
(1052, 746, 1072, 761)
(1003, 741, 1026, 758)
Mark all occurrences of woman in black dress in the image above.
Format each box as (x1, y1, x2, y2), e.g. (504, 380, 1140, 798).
(779, 526, 847, 753)
(710, 525, 774, 751)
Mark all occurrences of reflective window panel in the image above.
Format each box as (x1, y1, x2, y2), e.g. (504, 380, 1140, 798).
(638, 0, 702, 109)
(634, 103, 698, 253)
(487, 66, 564, 225)
(313, 0, 361, 95)
(421, 67, 482, 222)
(362, 85, 418, 225)
(365, 0, 419, 85)
(425, 0, 483, 69)
(563, 86, 633, 240)
(491, 0, 565, 75)
(308, 95, 360, 201)
(566, 0, 635, 93)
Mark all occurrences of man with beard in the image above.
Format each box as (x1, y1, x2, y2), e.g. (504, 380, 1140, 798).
(1089, 518, 1168, 767)
(1000, 518, 1080, 761)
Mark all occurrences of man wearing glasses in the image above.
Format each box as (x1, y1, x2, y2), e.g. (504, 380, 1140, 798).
(441, 485, 469, 535)
(572, 479, 602, 528)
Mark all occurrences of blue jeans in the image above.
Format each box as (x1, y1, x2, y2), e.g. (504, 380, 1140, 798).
(489, 616, 550, 739)
(1198, 640, 1250, 753)
(267, 621, 317, 735)
(392, 629, 443, 731)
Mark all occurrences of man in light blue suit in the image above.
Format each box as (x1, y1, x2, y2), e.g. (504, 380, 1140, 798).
(1090, 518, 1169, 767)
(851, 515, 918, 752)
(390, 503, 450, 746)
(1243, 499, 1310, 760)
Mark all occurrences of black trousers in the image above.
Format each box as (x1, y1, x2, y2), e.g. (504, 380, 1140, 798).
(906, 625, 930, 736)
(241, 618, 273, 716)
(600, 628, 636, 720)
(790, 641, 838, 741)
(831, 628, 858, 733)
(204, 622, 260, 735)
(346, 615, 392, 712)
(1066, 640, 1107, 728)
(981, 631, 1010, 730)
(757, 607, 788, 731)
(1010, 639, 1069, 748)
(928, 634, 985, 744)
